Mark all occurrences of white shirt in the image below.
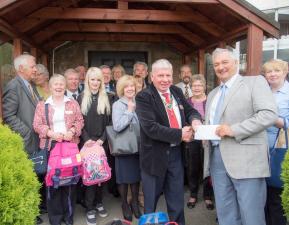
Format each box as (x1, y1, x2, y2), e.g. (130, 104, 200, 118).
(175, 82, 193, 98)
(66, 89, 79, 100)
(158, 89, 182, 129)
(45, 96, 71, 133)
(209, 74, 240, 125)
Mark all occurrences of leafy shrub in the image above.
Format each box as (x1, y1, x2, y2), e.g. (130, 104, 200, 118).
(281, 149, 289, 219)
(0, 124, 40, 225)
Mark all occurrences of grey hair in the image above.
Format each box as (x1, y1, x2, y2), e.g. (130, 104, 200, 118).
(133, 61, 148, 72)
(99, 65, 111, 70)
(212, 48, 238, 61)
(152, 59, 173, 74)
(36, 64, 49, 77)
(14, 54, 35, 71)
(64, 68, 79, 78)
(49, 74, 66, 87)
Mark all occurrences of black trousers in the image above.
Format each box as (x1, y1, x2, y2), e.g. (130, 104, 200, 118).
(85, 184, 103, 211)
(47, 185, 76, 225)
(142, 146, 185, 225)
(184, 141, 214, 199)
(265, 186, 287, 225)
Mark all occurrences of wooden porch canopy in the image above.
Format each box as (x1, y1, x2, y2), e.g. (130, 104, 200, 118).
(0, 0, 279, 75)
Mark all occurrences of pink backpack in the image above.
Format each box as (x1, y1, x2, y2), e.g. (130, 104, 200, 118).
(45, 142, 82, 188)
(80, 142, 111, 186)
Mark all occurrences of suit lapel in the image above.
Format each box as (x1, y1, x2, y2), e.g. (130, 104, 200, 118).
(150, 85, 170, 126)
(16, 76, 37, 107)
(205, 87, 218, 124)
(170, 87, 185, 126)
(219, 75, 243, 117)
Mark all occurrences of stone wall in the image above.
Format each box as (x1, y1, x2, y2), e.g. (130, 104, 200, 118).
(52, 41, 183, 83)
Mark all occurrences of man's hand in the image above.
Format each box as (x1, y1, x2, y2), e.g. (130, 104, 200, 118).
(215, 124, 234, 138)
(275, 118, 284, 129)
(191, 119, 202, 133)
(182, 126, 193, 142)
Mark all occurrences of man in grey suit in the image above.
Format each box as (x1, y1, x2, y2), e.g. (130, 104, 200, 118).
(204, 48, 277, 225)
(3, 54, 40, 156)
(3, 54, 42, 224)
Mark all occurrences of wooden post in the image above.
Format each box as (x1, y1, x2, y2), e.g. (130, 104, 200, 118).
(13, 38, 22, 58)
(246, 24, 263, 75)
(183, 54, 192, 65)
(0, 68, 2, 121)
(198, 49, 205, 75)
(30, 47, 37, 58)
(41, 54, 48, 67)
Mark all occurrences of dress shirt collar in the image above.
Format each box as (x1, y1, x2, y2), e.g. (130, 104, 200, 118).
(220, 73, 240, 89)
(66, 89, 79, 96)
(276, 80, 289, 94)
(45, 95, 71, 105)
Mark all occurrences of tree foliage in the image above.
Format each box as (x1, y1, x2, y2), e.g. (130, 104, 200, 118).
(0, 124, 40, 225)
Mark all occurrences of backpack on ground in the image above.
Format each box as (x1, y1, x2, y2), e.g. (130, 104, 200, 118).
(138, 212, 169, 225)
(80, 142, 111, 186)
(45, 142, 82, 188)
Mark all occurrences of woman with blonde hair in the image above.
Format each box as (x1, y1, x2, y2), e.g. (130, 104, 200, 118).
(263, 59, 289, 225)
(112, 75, 142, 221)
(77, 67, 111, 225)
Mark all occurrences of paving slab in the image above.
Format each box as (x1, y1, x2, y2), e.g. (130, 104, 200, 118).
(40, 187, 217, 225)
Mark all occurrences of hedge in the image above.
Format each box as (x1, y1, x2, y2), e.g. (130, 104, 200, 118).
(0, 124, 40, 225)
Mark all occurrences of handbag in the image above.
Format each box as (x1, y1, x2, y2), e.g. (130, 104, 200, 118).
(30, 104, 49, 175)
(267, 118, 288, 188)
(106, 123, 140, 156)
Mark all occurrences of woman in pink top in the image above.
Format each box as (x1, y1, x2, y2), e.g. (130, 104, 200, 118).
(185, 74, 214, 210)
(33, 74, 84, 225)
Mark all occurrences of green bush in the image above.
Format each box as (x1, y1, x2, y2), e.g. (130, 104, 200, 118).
(0, 124, 40, 225)
(281, 149, 289, 219)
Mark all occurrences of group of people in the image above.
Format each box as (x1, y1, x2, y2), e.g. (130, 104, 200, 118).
(1, 47, 288, 225)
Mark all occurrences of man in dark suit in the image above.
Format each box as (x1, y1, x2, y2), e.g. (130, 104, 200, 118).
(135, 59, 202, 225)
(133, 61, 150, 87)
(2, 53, 42, 224)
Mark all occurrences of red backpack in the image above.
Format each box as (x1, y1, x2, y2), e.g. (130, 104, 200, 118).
(45, 142, 82, 188)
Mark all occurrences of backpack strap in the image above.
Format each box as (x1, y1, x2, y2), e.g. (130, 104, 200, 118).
(44, 104, 50, 150)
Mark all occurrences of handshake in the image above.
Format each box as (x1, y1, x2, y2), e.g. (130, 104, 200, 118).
(181, 119, 202, 142)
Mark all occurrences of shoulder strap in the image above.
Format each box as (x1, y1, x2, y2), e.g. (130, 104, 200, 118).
(44, 104, 50, 150)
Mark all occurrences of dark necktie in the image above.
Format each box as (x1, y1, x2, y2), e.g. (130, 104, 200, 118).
(184, 85, 189, 99)
(162, 93, 179, 129)
(72, 93, 77, 100)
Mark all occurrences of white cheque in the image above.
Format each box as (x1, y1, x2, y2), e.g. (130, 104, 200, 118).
(194, 125, 221, 140)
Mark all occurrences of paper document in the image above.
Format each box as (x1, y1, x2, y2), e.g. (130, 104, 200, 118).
(194, 125, 221, 140)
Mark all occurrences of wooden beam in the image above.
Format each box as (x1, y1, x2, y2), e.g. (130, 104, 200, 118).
(0, 0, 31, 16)
(217, 0, 279, 38)
(0, 18, 45, 53)
(246, 24, 263, 76)
(30, 47, 37, 58)
(13, 38, 22, 58)
(41, 54, 48, 67)
(198, 48, 205, 75)
(29, 7, 217, 23)
(33, 22, 205, 46)
(125, 0, 218, 2)
(0, 0, 18, 9)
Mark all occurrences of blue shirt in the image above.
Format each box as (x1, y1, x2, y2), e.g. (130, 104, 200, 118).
(267, 80, 289, 149)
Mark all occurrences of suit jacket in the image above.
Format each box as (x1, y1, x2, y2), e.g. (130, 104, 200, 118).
(2, 75, 40, 156)
(203, 75, 278, 179)
(175, 82, 193, 98)
(136, 84, 201, 177)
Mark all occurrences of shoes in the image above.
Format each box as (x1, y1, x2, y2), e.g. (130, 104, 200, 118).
(62, 218, 73, 225)
(131, 202, 142, 219)
(36, 216, 43, 224)
(187, 197, 197, 209)
(95, 203, 108, 218)
(86, 210, 97, 225)
(40, 207, 47, 214)
(205, 200, 215, 210)
(121, 203, 132, 221)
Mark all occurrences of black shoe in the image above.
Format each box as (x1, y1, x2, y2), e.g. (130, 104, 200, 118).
(112, 189, 120, 198)
(121, 203, 132, 221)
(131, 202, 142, 219)
(36, 216, 43, 224)
(187, 197, 197, 209)
(62, 219, 73, 225)
(40, 207, 47, 214)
